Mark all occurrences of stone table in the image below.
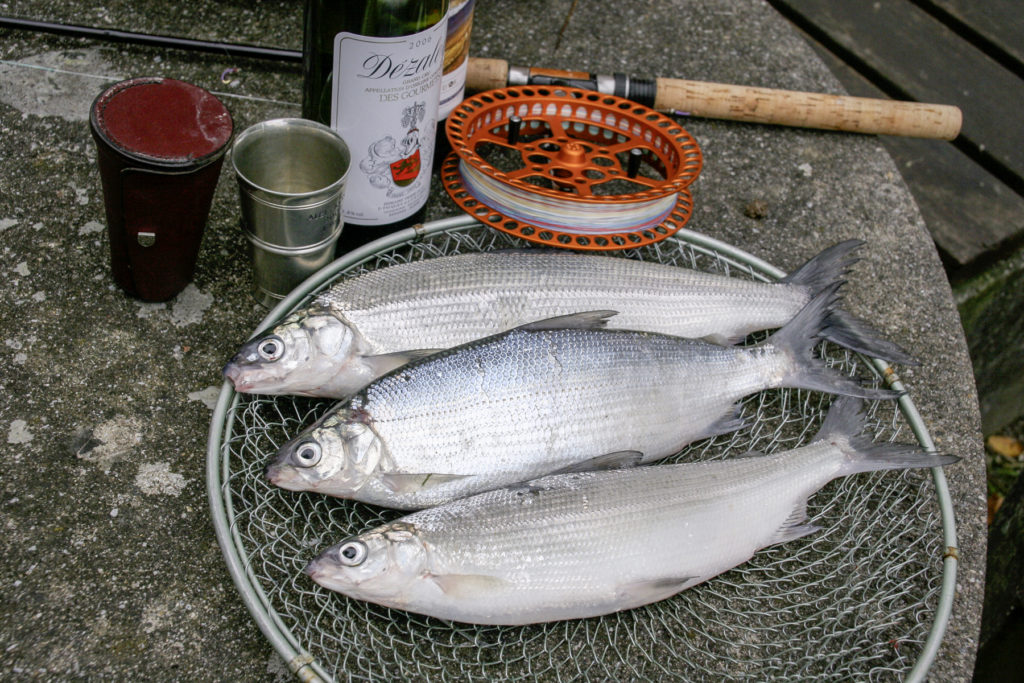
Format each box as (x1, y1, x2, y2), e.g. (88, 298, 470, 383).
(0, 0, 984, 680)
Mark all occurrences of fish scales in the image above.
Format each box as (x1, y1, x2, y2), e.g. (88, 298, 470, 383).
(327, 251, 805, 351)
(267, 288, 898, 508)
(357, 327, 775, 477)
(228, 243, 917, 399)
(407, 445, 838, 590)
(304, 398, 958, 624)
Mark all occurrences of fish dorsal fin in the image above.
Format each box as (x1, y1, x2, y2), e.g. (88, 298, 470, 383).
(363, 348, 444, 377)
(549, 451, 644, 475)
(490, 247, 551, 255)
(427, 573, 509, 598)
(518, 310, 618, 332)
(616, 576, 700, 605)
(379, 472, 470, 494)
(699, 333, 739, 346)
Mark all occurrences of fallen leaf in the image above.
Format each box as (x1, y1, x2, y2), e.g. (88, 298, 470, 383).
(988, 493, 1004, 525)
(987, 435, 1023, 458)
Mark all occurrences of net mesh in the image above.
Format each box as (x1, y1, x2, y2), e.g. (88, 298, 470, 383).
(216, 224, 944, 682)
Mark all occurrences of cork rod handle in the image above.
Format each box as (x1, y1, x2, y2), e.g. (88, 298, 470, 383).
(653, 78, 962, 140)
(465, 57, 510, 93)
(465, 57, 963, 140)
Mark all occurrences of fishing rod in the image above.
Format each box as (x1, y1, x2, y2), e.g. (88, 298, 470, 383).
(0, 16, 302, 62)
(2, 16, 961, 139)
(467, 58, 962, 140)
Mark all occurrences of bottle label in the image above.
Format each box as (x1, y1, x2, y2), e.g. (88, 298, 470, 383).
(331, 22, 446, 226)
(439, 0, 474, 120)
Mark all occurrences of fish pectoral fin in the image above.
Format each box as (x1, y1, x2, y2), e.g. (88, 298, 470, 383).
(426, 573, 509, 598)
(550, 450, 645, 474)
(363, 349, 444, 376)
(379, 472, 470, 494)
(518, 310, 617, 332)
(616, 576, 700, 604)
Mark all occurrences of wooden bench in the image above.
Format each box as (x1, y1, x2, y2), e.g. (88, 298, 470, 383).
(767, 0, 1024, 444)
(765, 2, 1024, 675)
(769, 0, 1024, 272)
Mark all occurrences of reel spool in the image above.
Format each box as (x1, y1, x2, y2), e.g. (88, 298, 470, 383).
(442, 86, 703, 250)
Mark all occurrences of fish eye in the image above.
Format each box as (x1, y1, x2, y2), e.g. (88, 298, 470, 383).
(293, 441, 322, 467)
(257, 337, 284, 361)
(337, 540, 367, 566)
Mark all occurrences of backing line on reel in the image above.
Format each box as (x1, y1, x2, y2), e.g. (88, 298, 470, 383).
(442, 86, 703, 250)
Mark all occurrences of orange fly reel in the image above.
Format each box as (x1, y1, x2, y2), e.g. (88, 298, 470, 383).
(442, 86, 702, 250)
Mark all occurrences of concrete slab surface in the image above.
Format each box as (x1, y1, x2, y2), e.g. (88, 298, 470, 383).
(1, 0, 984, 680)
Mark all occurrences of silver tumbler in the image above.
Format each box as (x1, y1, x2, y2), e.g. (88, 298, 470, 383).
(231, 118, 351, 306)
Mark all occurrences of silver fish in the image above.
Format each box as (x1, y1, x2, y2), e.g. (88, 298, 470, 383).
(304, 397, 957, 625)
(266, 286, 899, 509)
(224, 241, 912, 398)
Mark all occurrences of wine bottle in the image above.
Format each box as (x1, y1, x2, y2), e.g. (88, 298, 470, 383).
(302, 0, 449, 253)
(434, 0, 475, 171)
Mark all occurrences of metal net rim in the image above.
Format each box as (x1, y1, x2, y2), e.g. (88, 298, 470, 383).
(206, 215, 958, 682)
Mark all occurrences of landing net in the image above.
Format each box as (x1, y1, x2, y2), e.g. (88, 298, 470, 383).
(209, 218, 952, 682)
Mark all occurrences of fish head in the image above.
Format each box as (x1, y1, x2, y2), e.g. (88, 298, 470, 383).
(305, 523, 427, 603)
(265, 409, 384, 497)
(222, 307, 366, 397)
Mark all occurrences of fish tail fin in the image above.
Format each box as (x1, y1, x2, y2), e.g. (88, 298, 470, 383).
(780, 239, 863, 292)
(767, 398, 959, 548)
(817, 396, 960, 476)
(766, 284, 902, 401)
(780, 240, 916, 365)
(821, 310, 919, 366)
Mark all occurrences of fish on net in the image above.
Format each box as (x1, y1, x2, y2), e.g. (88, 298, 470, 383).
(216, 223, 945, 682)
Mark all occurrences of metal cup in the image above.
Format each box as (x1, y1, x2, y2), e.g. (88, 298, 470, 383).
(231, 118, 351, 306)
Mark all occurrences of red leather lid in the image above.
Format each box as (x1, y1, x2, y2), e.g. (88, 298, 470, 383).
(92, 77, 233, 166)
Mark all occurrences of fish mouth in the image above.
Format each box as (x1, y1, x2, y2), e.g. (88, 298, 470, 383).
(304, 555, 359, 593)
(264, 460, 298, 489)
(222, 362, 249, 389)
(223, 362, 273, 394)
(304, 556, 340, 587)
(264, 451, 318, 492)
